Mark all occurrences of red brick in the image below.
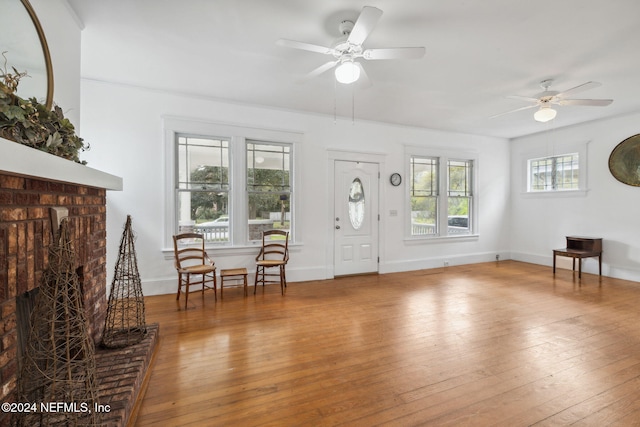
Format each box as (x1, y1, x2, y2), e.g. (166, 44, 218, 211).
(47, 181, 64, 192)
(15, 193, 39, 205)
(0, 208, 27, 222)
(25, 179, 48, 191)
(0, 191, 13, 205)
(7, 224, 16, 255)
(0, 175, 24, 190)
(57, 195, 72, 205)
(39, 193, 56, 205)
(27, 207, 47, 220)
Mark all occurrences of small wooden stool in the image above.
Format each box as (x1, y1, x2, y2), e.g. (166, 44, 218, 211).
(219, 268, 248, 298)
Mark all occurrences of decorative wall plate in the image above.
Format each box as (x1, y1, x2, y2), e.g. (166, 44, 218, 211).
(609, 133, 640, 187)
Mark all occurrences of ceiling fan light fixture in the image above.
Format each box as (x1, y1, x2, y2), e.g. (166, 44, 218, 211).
(534, 105, 557, 122)
(335, 61, 360, 84)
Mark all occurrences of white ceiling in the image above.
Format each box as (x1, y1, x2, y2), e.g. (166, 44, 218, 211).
(66, 0, 640, 139)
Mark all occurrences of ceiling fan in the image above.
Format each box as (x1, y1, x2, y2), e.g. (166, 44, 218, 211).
(276, 6, 425, 85)
(491, 79, 613, 122)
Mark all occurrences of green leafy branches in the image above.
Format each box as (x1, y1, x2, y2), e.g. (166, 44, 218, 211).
(0, 53, 88, 164)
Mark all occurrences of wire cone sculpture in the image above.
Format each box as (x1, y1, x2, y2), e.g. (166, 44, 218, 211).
(102, 215, 146, 349)
(15, 219, 100, 426)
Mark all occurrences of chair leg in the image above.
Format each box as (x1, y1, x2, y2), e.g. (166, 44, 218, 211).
(280, 265, 285, 295)
(176, 273, 182, 300)
(254, 266, 260, 294)
(184, 275, 190, 310)
(213, 272, 217, 301)
(283, 265, 287, 288)
(243, 274, 248, 297)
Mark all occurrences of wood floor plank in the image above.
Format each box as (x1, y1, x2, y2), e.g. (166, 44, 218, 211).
(135, 261, 640, 426)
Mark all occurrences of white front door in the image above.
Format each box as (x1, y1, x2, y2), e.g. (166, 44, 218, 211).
(334, 160, 379, 276)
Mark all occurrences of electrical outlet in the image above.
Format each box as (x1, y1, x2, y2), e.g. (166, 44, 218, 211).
(496, 254, 500, 261)
(444, 261, 449, 267)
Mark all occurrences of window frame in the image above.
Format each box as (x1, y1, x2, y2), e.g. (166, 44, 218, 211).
(164, 117, 301, 250)
(405, 146, 478, 240)
(520, 140, 589, 197)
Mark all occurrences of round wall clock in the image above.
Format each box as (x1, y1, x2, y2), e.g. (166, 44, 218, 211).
(609, 133, 640, 187)
(390, 173, 402, 186)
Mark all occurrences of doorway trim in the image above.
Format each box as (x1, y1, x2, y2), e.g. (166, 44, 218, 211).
(327, 149, 387, 278)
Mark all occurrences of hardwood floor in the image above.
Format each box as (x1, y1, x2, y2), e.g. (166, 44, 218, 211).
(135, 261, 640, 426)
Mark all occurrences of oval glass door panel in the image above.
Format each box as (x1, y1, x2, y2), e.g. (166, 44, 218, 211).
(348, 178, 365, 230)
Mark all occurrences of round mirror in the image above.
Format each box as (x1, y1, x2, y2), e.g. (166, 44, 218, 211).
(0, 0, 54, 109)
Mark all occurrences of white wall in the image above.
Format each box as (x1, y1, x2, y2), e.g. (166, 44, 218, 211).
(79, 80, 511, 295)
(31, 0, 82, 127)
(510, 112, 640, 281)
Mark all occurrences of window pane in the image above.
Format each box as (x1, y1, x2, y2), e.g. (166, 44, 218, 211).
(411, 157, 438, 196)
(448, 160, 472, 197)
(529, 153, 578, 191)
(247, 142, 290, 191)
(248, 192, 290, 240)
(348, 178, 365, 230)
(411, 196, 437, 235)
(177, 190, 229, 243)
(178, 136, 229, 190)
(447, 198, 470, 235)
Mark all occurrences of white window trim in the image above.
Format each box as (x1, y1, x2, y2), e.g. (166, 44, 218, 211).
(404, 145, 479, 241)
(520, 140, 589, 198)
(163, 116, 302, 250)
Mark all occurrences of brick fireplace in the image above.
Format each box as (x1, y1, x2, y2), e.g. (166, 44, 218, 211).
(0, 138, 159, 426)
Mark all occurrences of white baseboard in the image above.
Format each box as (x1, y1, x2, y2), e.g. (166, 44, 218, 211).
(510, 251, 640, 283)
(380, 251, 509, 274)
(139, 265, 329, 296)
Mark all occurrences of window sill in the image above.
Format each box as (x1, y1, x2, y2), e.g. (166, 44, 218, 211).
(404, 234, 480, 244)
(521, 189, 588, 198)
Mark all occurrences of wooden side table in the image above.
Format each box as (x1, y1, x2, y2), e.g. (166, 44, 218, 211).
(553, 236, 602, 279)
(219, 268, 248, 298)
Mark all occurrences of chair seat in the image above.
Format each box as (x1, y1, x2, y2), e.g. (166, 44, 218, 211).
(179, 264, 216, 274)
(256, 260, 286, 267)
(220, 267, 248, 277)
(220, 268, 248, 299)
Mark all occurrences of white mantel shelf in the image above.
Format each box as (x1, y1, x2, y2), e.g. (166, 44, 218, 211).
(0, 137, 122, 191)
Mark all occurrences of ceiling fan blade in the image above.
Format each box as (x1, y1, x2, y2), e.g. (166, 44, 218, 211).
(301, 61, 338, 81)
(556, 81, 601, 98)
(556, 98, 613, 106)
(506, 95, 540, 103)
(276, 39, 335, 55)
(348, 6, 383, 46)
(489, 104, 538, 119)
(362, 47, 426, 60)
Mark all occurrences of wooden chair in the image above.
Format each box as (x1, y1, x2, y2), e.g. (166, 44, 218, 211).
(254, 230, 289, 295)
(173, 233, 217, 309)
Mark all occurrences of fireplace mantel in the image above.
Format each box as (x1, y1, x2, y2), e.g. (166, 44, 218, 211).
(0, 136, 122, 190)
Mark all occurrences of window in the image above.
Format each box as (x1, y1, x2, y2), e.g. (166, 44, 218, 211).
(177, 136, 230, 242)
(165, 118, 300, 248)
(447, 159, 473, 235)
(408, 151, 475, 238)
(528, 153, 579, 192)
(247, 142, 292, 241)
(410, 156, 438, 235)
